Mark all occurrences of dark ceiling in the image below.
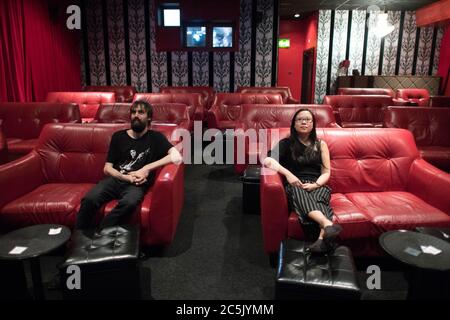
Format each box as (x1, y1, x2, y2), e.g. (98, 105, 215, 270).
(280, 0, 439, 19)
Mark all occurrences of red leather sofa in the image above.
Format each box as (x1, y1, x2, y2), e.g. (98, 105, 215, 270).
(134, 93, 203, 122)
(84, 85, 137, 103)
(46, 92, 116, 123)
(160, 86, 216, 112)
(395, 88, 430, 106)
(430, 96, 450, 108)
(207, 93, 284, 130)
(338, 87, 395, 97)
(0, 123, 185, 247)
(237, 86, 300, 104)
(233, 104, 340, 174)
(383, 106, 450, 171)
(261, 128, 450, 257)
(323, 95, 393, 128)
(93, 102, 191, 131)
(0, 102, 81, 163)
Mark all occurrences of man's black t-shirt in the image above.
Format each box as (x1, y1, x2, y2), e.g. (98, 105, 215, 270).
(106, 129, 173, 186)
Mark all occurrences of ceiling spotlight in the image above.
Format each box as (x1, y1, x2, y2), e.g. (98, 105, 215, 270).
(294, 13, 300, 18)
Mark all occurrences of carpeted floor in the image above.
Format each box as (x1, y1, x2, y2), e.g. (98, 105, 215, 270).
(27, 164, 409, 300)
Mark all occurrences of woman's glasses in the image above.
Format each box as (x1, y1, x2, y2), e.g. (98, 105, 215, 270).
(295, 118, 313, 123)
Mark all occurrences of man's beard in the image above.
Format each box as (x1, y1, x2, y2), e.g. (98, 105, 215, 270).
(131, 119, 147, 133)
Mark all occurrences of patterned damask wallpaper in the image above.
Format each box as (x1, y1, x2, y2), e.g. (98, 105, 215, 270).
(81, 0, 278, 93)
(314, 10, 445, 103)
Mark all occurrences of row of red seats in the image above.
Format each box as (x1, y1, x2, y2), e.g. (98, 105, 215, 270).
(338, 87, 450, 107)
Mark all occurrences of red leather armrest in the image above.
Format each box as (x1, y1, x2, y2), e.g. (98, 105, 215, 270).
(143, 163, 184, 245)
(0, 152, 45, 209)
(407, 159, 450, 215)
(260, 168, 289, 254)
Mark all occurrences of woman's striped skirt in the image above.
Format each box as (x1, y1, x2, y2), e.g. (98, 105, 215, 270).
(285, 180, 334, 227)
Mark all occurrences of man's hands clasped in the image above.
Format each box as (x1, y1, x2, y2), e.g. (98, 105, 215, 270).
(123, 168, 150, 186)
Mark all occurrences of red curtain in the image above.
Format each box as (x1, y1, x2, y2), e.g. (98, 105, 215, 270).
(0, 0, 81, 102)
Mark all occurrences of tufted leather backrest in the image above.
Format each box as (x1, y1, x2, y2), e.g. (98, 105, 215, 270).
(323, 95, 393, 124)
(36, 123, 128, 183)
(338, 87, 395, 98)
(160, 86, 216, 109)
(212, 93, 284, 121)
(383, 106, 450, 147)
(84, 86, 137, 103)
(94, 103, 132, 123)
(237, 87, 293, 103)
(396, 88, 430, 106)
(266, 127, 419, 193)
(429, 96, 450, 108)
(239, 104, 339, 130)
(133, 93, 202, 120)
(151, 103, 189, 125)
(0, 103, 81, 139)
(46, 92, 116, 120)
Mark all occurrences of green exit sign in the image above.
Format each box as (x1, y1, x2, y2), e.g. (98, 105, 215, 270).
(278, 38, 290, 48)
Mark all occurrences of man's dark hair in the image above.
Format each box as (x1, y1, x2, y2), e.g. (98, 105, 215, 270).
(130, 100, 153, 119)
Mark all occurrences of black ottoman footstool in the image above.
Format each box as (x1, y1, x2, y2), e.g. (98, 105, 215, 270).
(59, 225, 141, 300)
(242, 166, 261, 215)
(276, 239, 361, 300)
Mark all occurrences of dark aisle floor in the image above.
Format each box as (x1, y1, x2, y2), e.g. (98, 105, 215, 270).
(30, 164, 409, 300)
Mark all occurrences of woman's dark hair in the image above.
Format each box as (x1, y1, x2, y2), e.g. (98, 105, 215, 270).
(289, 108, 321, 164)
(131, 100, 153, 119)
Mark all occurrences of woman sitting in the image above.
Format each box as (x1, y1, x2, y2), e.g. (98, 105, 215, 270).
(263, 108, 342, 253)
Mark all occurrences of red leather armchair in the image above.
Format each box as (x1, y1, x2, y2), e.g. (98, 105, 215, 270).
(0, 123, 185, 247)
(84, 85, 137, 103)
(338, 87, 395, 97)
(160, 86, 216, 113)
(0, 102, 81, 163)
(430, 96, 450, 108)
(261, 128, 450, 257)
(233, 104, 340, 174)
(134, 93, 203, 122)
(237, 86, 299, 104)
(383, 106, 450, 171)
(395, 88, 430, 106)
(207, 93, 284, 130)
(46, 92, 116, 123)
(323, 95, 393, 128)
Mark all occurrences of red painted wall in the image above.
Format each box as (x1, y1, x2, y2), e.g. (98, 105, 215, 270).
(277, 12, 318, 101)
(437, 24, 450, 95)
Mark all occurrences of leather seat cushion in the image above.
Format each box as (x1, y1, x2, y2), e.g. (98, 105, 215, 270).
(346, 192, 450, 234)
(0, 184, 94, 227)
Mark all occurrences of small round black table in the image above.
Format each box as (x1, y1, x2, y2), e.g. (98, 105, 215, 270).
(379, 230, 450, 299)
(0, 224, 71, 300)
